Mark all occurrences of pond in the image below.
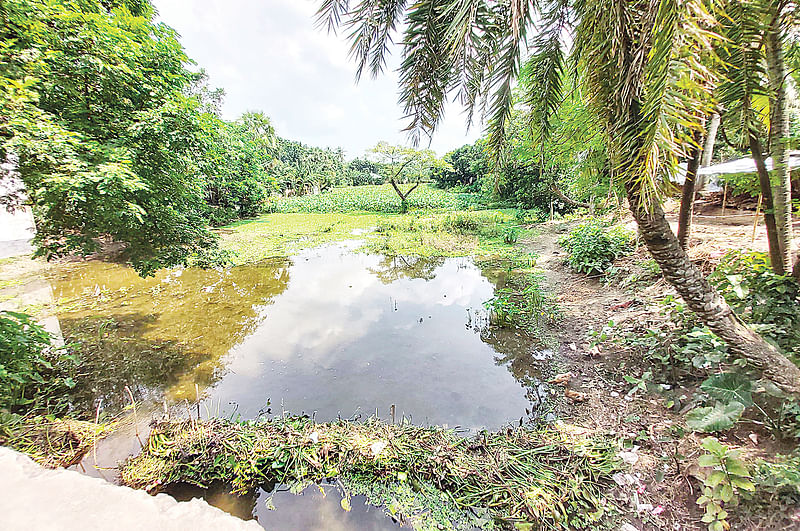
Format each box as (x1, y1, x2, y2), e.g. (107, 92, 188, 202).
(49, 243, 551, 527)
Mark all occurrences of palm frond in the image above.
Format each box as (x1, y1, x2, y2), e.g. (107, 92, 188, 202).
(344, 0, 408, 80)
(315, 0, 351, 33)
(397, 0, 454, 146)
(574, 0, 718, 210)
(519, 0, 572, 144)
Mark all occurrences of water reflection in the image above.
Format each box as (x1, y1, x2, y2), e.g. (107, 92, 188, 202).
(51, 245, 547, 430)
(169, 483, 400, 530)
(50, 260, 291, 406)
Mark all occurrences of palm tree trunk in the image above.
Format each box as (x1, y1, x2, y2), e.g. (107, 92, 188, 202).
(677, 130, 703, 249)
(700, 113, 720, 168)
(625, 180, 800, 397)
(748, 133, 786, 274)
(794, 254, 800, 282)
(765, 20, 794, 274)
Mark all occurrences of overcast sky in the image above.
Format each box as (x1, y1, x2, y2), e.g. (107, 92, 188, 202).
(152, 0, 482, 158)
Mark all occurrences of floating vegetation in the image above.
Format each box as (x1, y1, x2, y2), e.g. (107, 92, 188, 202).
(2, 416, 117, 468)
(271, 185, 474, 213)
(121, 416, 619, 530)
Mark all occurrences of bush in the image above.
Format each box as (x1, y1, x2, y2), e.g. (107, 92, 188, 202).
(0, 311, 77, 416)
(559, 219, 633, 274)
(710, 251, 800, 361)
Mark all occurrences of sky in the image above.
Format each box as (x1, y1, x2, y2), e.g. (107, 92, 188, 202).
(152, 0, 482, 158)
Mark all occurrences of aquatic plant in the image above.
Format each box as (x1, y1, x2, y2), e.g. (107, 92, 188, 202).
(121, 416, 619, 529)
(272, 185, 474, 213)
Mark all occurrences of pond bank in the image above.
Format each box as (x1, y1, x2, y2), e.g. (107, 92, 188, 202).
(121, 416, 619, 530)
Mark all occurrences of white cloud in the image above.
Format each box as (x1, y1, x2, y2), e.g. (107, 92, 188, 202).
(152, 0, 482, 157)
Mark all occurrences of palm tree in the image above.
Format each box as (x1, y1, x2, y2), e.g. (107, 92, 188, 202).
(316, 0, 800, 396)
(717, 0, 794, 275)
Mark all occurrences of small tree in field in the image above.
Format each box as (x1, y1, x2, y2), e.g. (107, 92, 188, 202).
(367, 142, 445, 211)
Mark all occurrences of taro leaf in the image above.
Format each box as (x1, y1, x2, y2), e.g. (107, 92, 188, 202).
(700, 373, 753, 407)
(686, 402, 745, 432)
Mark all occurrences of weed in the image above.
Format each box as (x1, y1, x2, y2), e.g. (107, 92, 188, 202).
(559, 219, 633, 275)
(0, 311, 78, 417)
(696, 437, 754, 531)
(120, 416, 619, 529)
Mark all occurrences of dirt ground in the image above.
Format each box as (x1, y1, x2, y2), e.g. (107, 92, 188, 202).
(523, 206, 800, 530)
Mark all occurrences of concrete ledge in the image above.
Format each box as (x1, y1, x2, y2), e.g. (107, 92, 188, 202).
(0, 447, 262, 530)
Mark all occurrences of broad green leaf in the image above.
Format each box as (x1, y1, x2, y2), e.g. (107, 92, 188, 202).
(706, 470, 727, 487)
(701, 437, 727, 455)
(687, 402, 745, 432)
(698, 454, 719, 467)
(700, 373, 753, 407)
(730, 476, 755, 491)
(723, 459, 750, 478)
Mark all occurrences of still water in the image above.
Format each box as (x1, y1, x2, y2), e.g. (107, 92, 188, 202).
(50, 243, 549, 527)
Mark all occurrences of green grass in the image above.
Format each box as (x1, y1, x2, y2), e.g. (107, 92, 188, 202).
(219, 212, 383, 264)
(270, 184, 481, 213)
(218, 210, 537, 265)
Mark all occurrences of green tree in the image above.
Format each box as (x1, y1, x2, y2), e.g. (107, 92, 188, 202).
(367, 141, 444, 211)
(272, 138, 345, 195)
(199, 111, 277, 225)
(1, 0, 216, 275)
(432, 143, 488, 188)
(346, 157, 383, 185)
(716, 0, 795, 275)
(317, 0, 800, 395)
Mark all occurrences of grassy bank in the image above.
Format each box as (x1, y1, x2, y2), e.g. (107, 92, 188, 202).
(219, 210, 536, 265)
(121, 416, 620, 530)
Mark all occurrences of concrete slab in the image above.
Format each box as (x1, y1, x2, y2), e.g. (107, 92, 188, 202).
(0, 447, 262, 531)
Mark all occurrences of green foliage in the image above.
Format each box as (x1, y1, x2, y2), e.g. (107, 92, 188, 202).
(345, 158, 384, 186)
(484, 273, 560, 330)
(696, 437, 754, 531)
(559, 219, 634, 275)
(273, 185, 469, 214)
(199, 111, 277, 225)
(710, 251, 800, 361)
(700, 373, 754, 407)
(747, 453, 800, 508)
(272, 137, 346, 194)
(686, 402, 746, 433)
(503, 227, 520, 244)
(0, 311, 77, 417)
(431, 143, 488, 189)
(1, 0, 217, 275)
(716, 171, 761, 199)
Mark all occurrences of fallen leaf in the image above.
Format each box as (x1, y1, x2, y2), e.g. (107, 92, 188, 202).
(564, 388, 588, 402)
(549, 372, 573, 386)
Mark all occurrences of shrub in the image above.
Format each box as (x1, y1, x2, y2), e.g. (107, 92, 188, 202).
(0, 311, 77, 416)
(710, 251, 800, 361)
(559, 219, 633, 274)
